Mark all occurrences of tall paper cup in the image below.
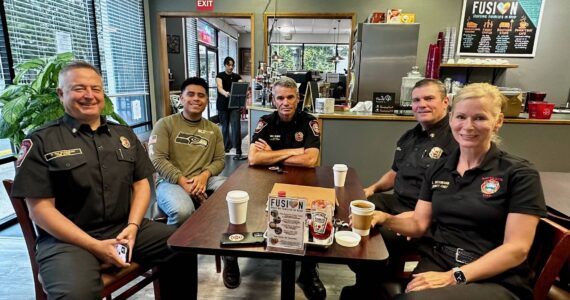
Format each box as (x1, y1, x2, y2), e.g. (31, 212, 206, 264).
(333, 164, 348, 187)
(350, 200, 375, 236)
(226, 190, 249, 224)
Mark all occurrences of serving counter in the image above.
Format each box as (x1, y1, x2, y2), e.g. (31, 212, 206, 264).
(249, 105, 570, 185)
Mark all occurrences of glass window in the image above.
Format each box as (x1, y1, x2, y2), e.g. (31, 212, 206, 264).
(95, 0, 151, 133)
(270, 44, 302, 71)
(4, 0, 99, 81)
(0, 12, 15, 223)
(197, 19, 216, 47)
(185, 18, 198, 77)
(303, 44, 336, 73)
(335, 45, 349, 73)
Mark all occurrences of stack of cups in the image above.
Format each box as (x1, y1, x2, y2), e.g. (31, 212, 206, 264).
(350, 200, 375, 236)
(333, 164, 348, 187)
(226, 190, 249, 224)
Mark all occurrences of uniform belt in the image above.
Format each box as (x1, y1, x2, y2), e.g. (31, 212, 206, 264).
(436, 243, 479, 264)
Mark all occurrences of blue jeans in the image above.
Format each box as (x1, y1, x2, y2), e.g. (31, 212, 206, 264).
(156, 175, 226, 226)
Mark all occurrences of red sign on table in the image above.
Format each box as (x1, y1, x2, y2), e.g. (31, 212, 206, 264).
(196, 0, 214, 11)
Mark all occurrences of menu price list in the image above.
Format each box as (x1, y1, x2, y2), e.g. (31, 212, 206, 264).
(459, 0, 542, 56)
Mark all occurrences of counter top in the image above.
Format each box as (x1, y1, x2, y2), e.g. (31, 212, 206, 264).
(248, 105, 570, 125)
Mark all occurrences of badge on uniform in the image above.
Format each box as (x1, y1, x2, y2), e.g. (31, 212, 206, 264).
(120, 136, 131, 149)
(295, 132, 304, 142)
(255, 120, 267, 134)
(16, 139, 33, 168)
(309, 120, 320, 136)
(428, 147, 443, 159)
(481, 177, 501, 196)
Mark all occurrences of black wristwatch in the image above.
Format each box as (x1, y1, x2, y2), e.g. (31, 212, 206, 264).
(452, 267, 467, 284)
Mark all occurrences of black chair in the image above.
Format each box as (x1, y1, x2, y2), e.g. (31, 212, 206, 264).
(3, 179, 161, 300)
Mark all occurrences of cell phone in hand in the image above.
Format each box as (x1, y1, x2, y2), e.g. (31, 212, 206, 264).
(115, 244, 129, 263)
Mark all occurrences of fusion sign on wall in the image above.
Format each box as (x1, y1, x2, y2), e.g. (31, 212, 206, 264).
(458, 0, 545, 57)
(196, 0, 214, 11)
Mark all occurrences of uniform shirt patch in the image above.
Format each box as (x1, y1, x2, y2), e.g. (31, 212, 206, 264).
(175, 132, 209, 147)
(481, 177, 502, 197)
(16, 139, 33, 168)
(269, 134, 281, 141)
(309, 120, 320, 136)
(120, 136, 131, 149)
(255, 120, 268, 134)
(44, 149, 83, 161)
(432, 180, 450, 189)
(149, 134, 158, 145)
(295, 131, 304, 142)
(428, 147, 444, 159)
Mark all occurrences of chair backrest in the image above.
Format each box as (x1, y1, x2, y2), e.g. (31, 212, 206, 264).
(529, 217, 570, 300)
(3, 179, 46, 300)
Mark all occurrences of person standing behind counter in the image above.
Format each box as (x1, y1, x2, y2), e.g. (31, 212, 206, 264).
(216, 56, 246, 160)
(373, 83, 546, 299)
(249, 76, 325, 299)
(342, 79, 458, 298)
(11, 60, 191, 299)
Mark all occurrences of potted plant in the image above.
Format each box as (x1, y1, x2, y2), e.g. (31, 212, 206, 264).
(0, 52, 126, 148)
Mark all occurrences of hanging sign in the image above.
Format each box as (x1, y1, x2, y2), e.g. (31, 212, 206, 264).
(457, 0, 545, 57)
(196, 0, 214, 11)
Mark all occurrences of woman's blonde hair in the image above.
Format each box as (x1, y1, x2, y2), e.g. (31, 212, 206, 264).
(452, 83, 505, 143)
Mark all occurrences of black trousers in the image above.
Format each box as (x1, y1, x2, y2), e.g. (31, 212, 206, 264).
(219, 109, 232, 151)
(394, 244, 524, 300)
(219, 109, 242, 154)
(36, 219, 192, 300)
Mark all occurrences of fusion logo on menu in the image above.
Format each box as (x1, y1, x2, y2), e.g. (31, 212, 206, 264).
(472, 1, 519, 15)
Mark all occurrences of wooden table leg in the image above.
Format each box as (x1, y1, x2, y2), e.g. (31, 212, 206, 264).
(281, 260, 296, 300)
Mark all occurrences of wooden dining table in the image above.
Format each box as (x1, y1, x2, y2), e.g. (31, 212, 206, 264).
(167, 164, 389, 300)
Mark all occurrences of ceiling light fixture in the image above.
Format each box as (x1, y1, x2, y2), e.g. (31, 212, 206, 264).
(328, 19, 345, 63)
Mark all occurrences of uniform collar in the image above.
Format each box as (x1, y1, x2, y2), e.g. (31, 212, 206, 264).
(413, 114, 450, 137)
(444, 142, 501, 172)
(62, 113, 110, 136)
(273, 110, 299, 126)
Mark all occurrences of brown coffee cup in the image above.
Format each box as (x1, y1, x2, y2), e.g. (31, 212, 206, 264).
(350, 200, 375, 236)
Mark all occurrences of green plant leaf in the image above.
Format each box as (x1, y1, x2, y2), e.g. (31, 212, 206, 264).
(2, 93, 29, 124)
(14, 58, 45, 84)
(0, 85, 27, 103)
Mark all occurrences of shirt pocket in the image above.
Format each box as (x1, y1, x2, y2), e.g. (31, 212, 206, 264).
(116, 148, 136, 163)
(47, 155, 87, 171)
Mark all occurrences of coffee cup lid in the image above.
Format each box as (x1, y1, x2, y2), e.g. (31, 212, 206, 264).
(335, 231, 361, 247)
(226, 190, 249, 203)
(333, 164, 348, 171)
(350, 200, 375, 213)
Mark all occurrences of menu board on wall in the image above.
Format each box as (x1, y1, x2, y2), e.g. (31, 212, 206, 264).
(458, 0, 545, 57)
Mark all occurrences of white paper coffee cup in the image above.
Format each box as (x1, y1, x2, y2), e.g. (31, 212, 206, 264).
(333, 164, 348, 187)
(226, 190, 249, 224)
(350, 200, 375, 236)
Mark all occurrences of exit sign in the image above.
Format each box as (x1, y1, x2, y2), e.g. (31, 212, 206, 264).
(196, 0, 214, 11)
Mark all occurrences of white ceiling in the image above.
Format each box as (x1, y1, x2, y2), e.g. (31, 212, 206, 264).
(217, 18, 352, 35)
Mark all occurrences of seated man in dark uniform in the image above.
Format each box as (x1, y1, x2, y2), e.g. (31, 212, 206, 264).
(341, 79, 458, 298)
(248, 76, 324, 299)
(11, 60, 191, 299)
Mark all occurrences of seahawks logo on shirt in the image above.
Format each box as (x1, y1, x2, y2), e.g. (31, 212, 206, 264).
(175, 132, 209, 147)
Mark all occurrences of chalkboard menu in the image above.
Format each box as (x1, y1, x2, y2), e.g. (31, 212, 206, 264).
(458, 0, 544, 57)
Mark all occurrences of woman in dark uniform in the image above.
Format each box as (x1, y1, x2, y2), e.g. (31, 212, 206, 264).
(371, 83, 547, 299)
